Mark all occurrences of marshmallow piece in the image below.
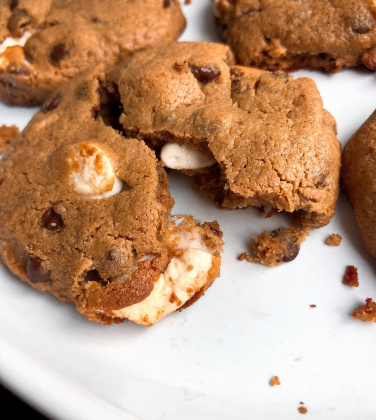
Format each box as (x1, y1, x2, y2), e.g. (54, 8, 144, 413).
(0, 31, 33, 68)
(112, 248, 213, 326)
(67, 142, 122, 199)
(160, 143, 216, 170)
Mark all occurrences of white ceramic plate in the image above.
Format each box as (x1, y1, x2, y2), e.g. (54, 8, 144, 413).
(1, 1, 376, 419)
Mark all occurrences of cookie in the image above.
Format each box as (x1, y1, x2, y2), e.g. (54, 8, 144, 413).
(0, 69, 223, 326)
(107, 42, 341, 229)
(342, 110, 376, 260)
(0, 123, 18, 153)
(214, 0, 376, 72)
(0, 0, 185, 106)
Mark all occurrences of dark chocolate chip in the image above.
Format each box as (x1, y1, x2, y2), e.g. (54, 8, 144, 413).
(10, 0, 19, 11)
(282, 243, 300, 262)
(27, 256, 52, 284)
(41, 208, 64, 231)
(163, 0, 171, 8)
(91, 17, 102, 23)
(352, 22, 373, 35)
(42, 93, 62, 113)
(0, 179, 4, 186)
(189, 65, 221, 84)
(106, 250, 115, 261)
(50, 43, 68, 64)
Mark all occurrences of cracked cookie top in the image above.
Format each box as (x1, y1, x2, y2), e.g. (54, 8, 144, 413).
(214, 0, 376, 72)
(108, 42, 340, 228)
(0, 0, 186, 105)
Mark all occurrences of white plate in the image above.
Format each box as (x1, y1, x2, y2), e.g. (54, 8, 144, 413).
(1, 1, 376, 419)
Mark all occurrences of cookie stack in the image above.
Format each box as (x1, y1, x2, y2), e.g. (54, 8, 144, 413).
(0, 0, 374, 325)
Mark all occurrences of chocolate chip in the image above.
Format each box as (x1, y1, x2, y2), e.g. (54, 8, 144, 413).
(50, 43, 68, 64)
(353, 24, 373, 35)
(0, 179, 4, 186)
(173, 62, 185, 72)
(282, 242, 300, 262)
(163, 0, 171, 8)
(190, 65, 221, 84)
(27, 256, 52, 284)
(91, 17, 102, 23)
(8, 8, 31, 37)
(10, 0, 19, 11)
(41, 208, 64, 231)
(42, 93, 62, 113)
(106, 250, 114, 261)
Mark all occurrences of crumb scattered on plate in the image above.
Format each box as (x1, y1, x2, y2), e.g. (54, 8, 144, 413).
(0, 125, 19, 154)
(325, 233, 342, 246)
(239, 227, 309, 267)
(343, 265, 359, 287)
(269, 376, 281, 387)
(298, 406, 308, 414)
(185, 0, 192, 4)
(352, 298, 376, 322)
(310, 304, 316, 308)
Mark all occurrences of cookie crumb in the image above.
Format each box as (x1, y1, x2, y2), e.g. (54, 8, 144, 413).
(269, 376, 280, 387)
(325, 233, 342, 246)
(185, 0, 192, 4)
(352, 298, 376, 322)
(298, 406, 308, 414)
(343, 265, 359, 287)
(0, 125, 20, 154)
(310, 304, 316, 308)
(240, 227, 309, 267)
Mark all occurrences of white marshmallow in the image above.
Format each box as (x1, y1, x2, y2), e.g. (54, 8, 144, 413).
(0, 31, 33, 54)
(112, 248, 213, 326)
(160, 143, 216, 170)
(68, 142, 122, 199)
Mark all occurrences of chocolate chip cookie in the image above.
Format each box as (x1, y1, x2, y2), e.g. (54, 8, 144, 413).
(0, 0, 185, 106)
(214, 0, 376, 72)
(0, 69, 223, 326)
(107, 42, 340, 229)
(342, 110, 376, 260)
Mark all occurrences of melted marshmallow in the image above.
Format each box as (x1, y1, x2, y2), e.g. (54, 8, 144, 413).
(161, 143, 216, 170)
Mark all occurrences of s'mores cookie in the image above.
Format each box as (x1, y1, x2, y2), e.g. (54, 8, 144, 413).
(0, 69, 223, 326)
(342, 110, 376, 260)
(108, 42, 341, 229)
(214, 0, 376, 72)
(0, 0, 185, 105)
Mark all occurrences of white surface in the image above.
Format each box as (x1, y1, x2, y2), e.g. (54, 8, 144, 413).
(1, 1, 376, 419)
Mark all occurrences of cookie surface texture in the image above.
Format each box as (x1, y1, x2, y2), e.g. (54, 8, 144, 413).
(0, 69, 223, 326)
(214, 0, 376, 72)
(0, 0, 186, 105)
(342, 110, 376, 260)
(108, 42, 341, 229)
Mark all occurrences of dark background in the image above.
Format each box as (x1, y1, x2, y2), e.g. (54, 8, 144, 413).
(1, 384, 49, 419)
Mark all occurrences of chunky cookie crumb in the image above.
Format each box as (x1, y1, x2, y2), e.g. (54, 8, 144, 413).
(298, 406, 308, 415)
(269, 376, 280, 387)
(343, 265, 359, 287)
(239, 227, 309, 267)
(0, 124, 19, 153)
(352, 298, 376, 322)
(325, 233, 342, 246)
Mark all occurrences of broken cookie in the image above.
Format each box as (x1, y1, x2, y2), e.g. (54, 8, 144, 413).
(0, 0, 185, 105)
(0, 69, 223, 326)
(214, 0, 376, 72)
(108, 42, 341, 229)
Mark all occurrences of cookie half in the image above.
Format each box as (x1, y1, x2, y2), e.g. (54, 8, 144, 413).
(0, 0, 185, 105)
(214, 0, 376, 72)
(107, 42, 341, 229)
(0, 70, 223, 326)
(342, 110, 376, 259)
